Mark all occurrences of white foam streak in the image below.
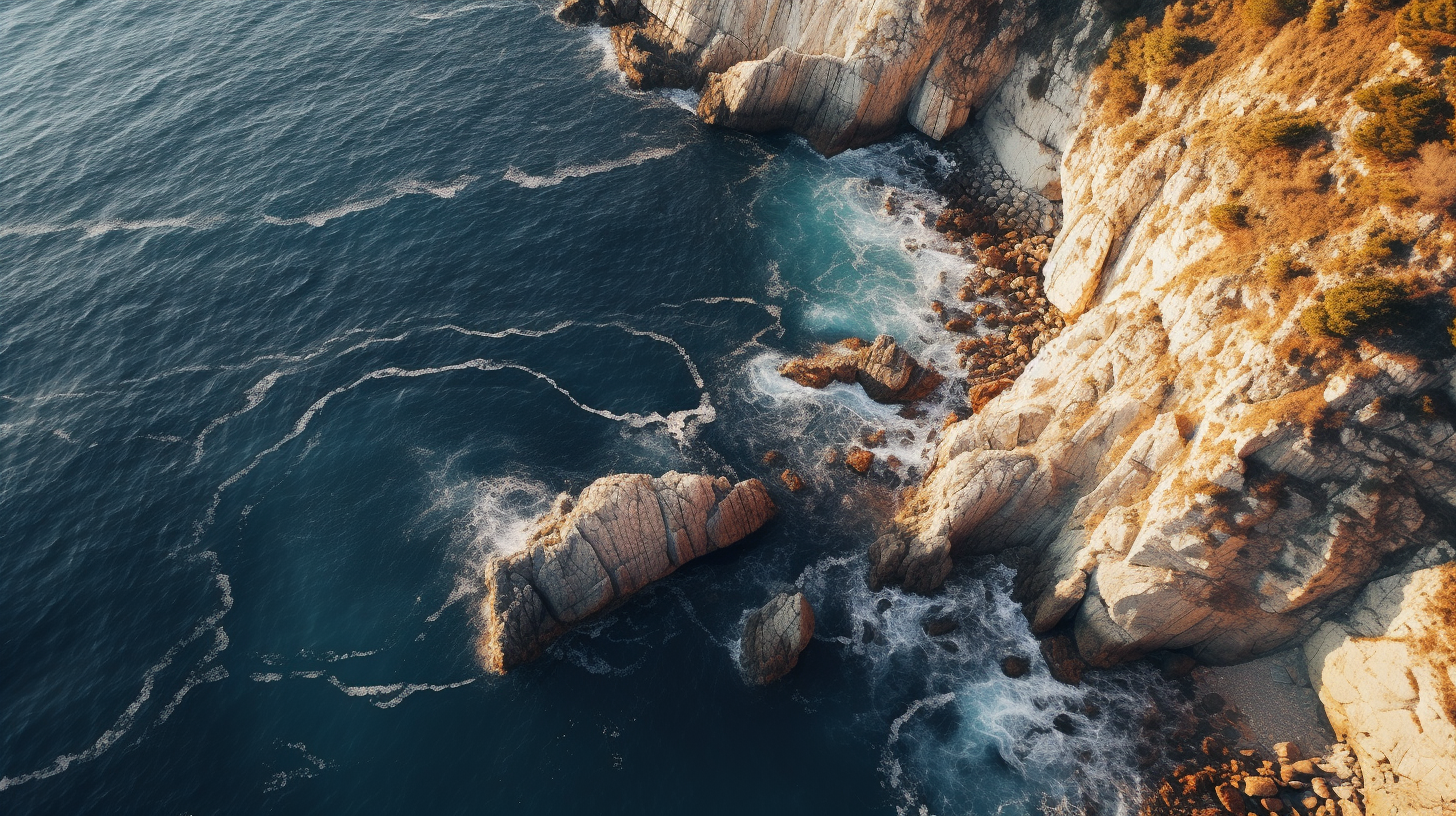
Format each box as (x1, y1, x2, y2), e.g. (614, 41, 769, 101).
(264, 175, 479, 227)
(0, 214, 225, 240)
(504, 145, 684, 189)
(323, 676, 476, 708)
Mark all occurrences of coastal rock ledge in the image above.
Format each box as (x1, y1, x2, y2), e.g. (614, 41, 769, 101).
(779, 335, 945, 404)
(478, 472, 776, 673)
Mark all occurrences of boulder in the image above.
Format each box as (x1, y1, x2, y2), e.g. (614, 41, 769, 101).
(1244, 777, 1281, 799)
(779, 335, 944, 404)
(1001, 655, 1031, 678)
(845, 447, 875, 474)
(740, 592, 816, 684)
(478, 472, 776, 673)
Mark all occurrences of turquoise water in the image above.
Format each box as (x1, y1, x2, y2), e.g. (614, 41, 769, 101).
(0, 2, 1164, 813)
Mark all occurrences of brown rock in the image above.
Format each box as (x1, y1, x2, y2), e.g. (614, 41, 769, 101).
(1290, 760, 1320, 776)
(1275, 743, 1303, 763)
(1040, 634, 1087, 685)
(739, 592, 815, 684)
(885, 455, 903, 470)
(778, 335, 943, 404)
(863, 428, 887, 447)
(1217, 783, 1249, 815)
(1311, 778, 1333, 799)
(761, 450, 782, 465)
(478, 473, 776, 673)
(1001, 655, 1031, 677)
(1245, 777, 1281, 799)
(1262, 797, 1285, 812)
(845, 447, 874, 473)
(779, 469, 804, 492)
(968, 377, 1015, 413)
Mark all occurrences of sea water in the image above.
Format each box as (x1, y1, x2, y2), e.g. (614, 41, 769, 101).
(0, 2, 1165, 813)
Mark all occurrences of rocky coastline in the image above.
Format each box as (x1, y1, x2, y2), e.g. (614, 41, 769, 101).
(483, 2, 1456, 813)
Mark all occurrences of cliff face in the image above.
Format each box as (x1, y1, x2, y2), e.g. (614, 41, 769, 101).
(1305, 562, 1456, 816)
(885, 0, 1456, 674)
(593, 0, 1034, 154)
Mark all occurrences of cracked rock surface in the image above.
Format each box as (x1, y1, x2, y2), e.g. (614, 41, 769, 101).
(478, 472, 776, 673)
(739, 591, 815, 684)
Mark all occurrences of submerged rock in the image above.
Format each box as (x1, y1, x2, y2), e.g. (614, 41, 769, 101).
(779, 335, 944, 404)
(478, 472, 776, 673)
(740, 591, 816, 684)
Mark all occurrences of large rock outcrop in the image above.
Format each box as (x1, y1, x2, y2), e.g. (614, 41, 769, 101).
(878, 0, 1456, 672)
(779, 335, 945, 404)
(1304, 563, 1456, 816)
(577, 0, 1035, 155)
(478, 472, 776, 673)
(739, 591, 816, 684)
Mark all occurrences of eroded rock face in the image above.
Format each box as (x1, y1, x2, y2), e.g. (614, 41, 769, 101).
(779, 335, 945, 404)
(573, 0, 1033, 155)
(739, 591, 815, 684)
(1304, 564, 1456, 816)
(478, 472, 776, 673)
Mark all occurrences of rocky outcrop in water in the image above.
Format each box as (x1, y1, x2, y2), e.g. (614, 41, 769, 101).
(1304, 563, 1456, 816)
(779, 335, 944, 404)
(739, 591, 815, 684)
(478, 472, 776, 673)
(565, 0, 1034, 155)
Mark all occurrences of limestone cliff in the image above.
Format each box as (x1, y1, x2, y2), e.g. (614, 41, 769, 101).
(573, 0, 1035, 154)
(883, 0, 1456, 671)
(1305, 562, 1456, 816)
(478, 472, 775, 673)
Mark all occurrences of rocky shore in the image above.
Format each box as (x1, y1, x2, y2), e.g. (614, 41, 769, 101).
(515, 2, 1456, 812)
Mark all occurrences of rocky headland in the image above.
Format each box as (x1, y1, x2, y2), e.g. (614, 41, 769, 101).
(739, 591, 817, 684)
(478, 472, 775, 673)
(531, 1, 1456, 812)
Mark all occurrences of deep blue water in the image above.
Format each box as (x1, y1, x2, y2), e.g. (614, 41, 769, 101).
(1, 2, 1165, 814)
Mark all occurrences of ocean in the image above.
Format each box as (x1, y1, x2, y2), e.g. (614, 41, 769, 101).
(0, 2, 1166, 813)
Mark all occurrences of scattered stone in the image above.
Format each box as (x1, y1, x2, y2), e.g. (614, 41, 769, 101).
(1040, 634, 1087, 685)
(939, 640, 960, 653)
(1001, 655, 1031, 678)
(739, 592, 815, 684)
(1333, 785, 1355, 801)
(845, 446, 875, 473)
(922, 615, 958, 636)
(1052, 712, 1078, 734)
(779, 469, 804, 492)
(1311, 778, 1333, 799)
(761, 449, 782, 465)
(1244, 777, 1280, 799)
(863, 428, 887, 447)
(875, 598, 892, 614)
(479, 473, 776, 673)
(1216, 783, 1248, 815)
(1261, 797, 1284, 812)
(861, 620, 876, 644)
(1290, 760, 1319, 776)
(885, 455, 903, 470)
(1275, 742, 1302, 763)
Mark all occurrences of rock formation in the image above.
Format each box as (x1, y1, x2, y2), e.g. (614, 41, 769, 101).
(779, 335, 944, 404)
(478, 472, 776, 673)
(1304, 563, 1456, 816)
(566, 0, 1034, 155)
(739, 591, 815, 684)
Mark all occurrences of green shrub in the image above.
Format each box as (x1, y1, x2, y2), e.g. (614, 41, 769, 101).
(1397, 0, 1456, 61)
(1247, 112, 1323, 149)
(1354, 224, 1411, 265)
(1243, 0, 1310, 27)
(1350, 78, 1452, 160)
(1322, 277, 1412, 335)
(1101, 17, 1208, 113)
(1301, 303, 1333, 335)
(1210, 202, 1251, 231)
(1308, 0, 1342, 29)
(1263, 250, 1313, 286)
